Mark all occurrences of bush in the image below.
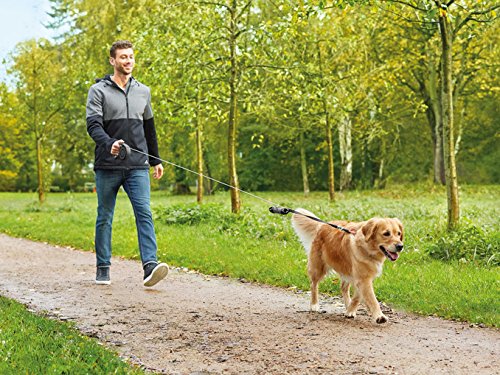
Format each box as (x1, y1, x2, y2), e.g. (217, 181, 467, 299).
(156, 203, 226, 225)
(0, 170, 17, 191)
(155, 203, 293, 241)
(426, 219, 499, 266)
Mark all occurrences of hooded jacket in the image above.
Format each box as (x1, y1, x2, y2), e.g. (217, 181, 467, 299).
(86, 75, 161, 170)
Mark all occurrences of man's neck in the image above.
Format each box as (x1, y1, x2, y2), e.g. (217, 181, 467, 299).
(111, 72, 131, 89)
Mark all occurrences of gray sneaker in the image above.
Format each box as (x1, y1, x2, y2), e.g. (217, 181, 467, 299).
(143, 262, 169, 287)
(96, 266, 111, 285)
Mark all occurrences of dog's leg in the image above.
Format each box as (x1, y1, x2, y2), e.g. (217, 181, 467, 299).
(357, 279, 387, 323)
(310, 278, 320, 312)
(345, 287, 361, 319)
(308, 251, 327, 312)
(341, 280, 351, 308)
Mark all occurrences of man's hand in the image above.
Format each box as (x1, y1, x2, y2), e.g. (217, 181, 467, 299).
(153, 164, 164, 180)
(111, 139, 125, 156)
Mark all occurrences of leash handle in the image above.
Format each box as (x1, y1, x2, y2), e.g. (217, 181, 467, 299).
(118, 143, 131, 160)
(269, 206, 291, 215)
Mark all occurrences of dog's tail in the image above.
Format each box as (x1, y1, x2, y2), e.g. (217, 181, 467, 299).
(291, 208, 322, 255)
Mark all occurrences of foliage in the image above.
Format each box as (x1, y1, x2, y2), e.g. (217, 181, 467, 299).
(0, 296, 143, 374)
(426, 219, 499, 266)
(0, 1, 498, 195)
(156, 203, 292, 240)
(0, 171, 17, 192)
(0, 83, 22, 190)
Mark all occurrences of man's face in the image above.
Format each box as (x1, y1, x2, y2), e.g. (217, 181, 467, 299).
(110, 48, 135, 75)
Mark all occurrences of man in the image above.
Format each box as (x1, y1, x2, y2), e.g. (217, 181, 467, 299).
(86, 40, 168, 287)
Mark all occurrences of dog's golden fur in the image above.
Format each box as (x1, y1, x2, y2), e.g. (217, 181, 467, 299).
(292, 209, 404, 323)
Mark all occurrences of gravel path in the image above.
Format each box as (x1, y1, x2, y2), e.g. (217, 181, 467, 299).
(0, 234, 498, 374)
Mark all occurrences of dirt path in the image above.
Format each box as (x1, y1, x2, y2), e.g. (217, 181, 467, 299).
(0, 234, 498, 374)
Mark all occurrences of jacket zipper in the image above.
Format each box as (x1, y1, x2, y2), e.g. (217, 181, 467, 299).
(125, 81, 132, 169)
(109, 77, 133, 169)
(125, 80, 131, 121)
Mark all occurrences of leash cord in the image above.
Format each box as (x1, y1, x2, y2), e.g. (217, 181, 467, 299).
(127, 145, 277, 206)
(123, 144, 353, 235)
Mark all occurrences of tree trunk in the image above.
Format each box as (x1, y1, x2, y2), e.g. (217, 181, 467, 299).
(317, 42, 335, 201)
(438, 9, 460, 229)
(325, 118, 335, 202)
(426, 49, 446, 185)
(299, 130, 310, 197)
(203, 148, 213, 195)
(454, 103, 465, 156)
(339, 116, 352, 191)
(228, 0, 241, 213)
(196, 89, 204, 204)
(36, 138, 45, 203)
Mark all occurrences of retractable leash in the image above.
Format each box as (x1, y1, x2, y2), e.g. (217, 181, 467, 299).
(118, 143, 354, 235)
(268, 206, 355, 235)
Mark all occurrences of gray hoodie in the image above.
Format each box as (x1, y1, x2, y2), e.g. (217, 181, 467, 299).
(86, 75, 161, 170)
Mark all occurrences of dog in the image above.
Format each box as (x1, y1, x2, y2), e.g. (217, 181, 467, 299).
(291, 208, 404, 323)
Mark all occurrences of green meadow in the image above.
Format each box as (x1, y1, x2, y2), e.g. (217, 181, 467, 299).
(0, 186, 498, 327)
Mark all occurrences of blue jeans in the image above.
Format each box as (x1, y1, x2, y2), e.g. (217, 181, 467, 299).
(94, 169, 158, 267)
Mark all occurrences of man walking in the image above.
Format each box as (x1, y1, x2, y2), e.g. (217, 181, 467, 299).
(86, 40, 168, 287)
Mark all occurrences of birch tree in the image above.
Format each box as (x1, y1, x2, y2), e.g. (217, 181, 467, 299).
(381, 0, 499, 228)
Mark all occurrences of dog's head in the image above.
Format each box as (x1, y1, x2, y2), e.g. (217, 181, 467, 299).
(361, 218, 404, 262)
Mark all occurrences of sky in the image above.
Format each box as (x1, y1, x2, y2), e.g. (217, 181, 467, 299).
(0, 0, 57, 80)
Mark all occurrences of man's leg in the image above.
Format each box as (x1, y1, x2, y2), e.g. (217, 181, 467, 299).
(123, 169, 168, 286)
(95, 169, 123, 268)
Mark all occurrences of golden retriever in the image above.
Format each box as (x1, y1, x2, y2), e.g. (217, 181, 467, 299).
(291, 208, 404, 323)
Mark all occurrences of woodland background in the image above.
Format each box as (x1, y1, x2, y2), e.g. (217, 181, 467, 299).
(0, 0, 498, 222)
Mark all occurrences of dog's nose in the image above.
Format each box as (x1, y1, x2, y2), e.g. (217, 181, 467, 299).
(396, 243, 404, 252)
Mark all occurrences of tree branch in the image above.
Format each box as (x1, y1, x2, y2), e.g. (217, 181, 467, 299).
(455, 4, 500, 33)
(381, 0, 429, 12)
(236, 0, 253, 20)
(194, 1, 229, 10)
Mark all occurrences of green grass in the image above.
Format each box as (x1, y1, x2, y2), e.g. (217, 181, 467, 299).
(0, 186, 499, 329)
(0, 296, 143, 374)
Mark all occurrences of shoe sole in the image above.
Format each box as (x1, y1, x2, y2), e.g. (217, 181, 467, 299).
(143, 263, 169, 287)
(95, 280, 111, 285)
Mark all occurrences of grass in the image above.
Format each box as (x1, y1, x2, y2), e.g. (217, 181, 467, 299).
(0, 296, 143, 374)
(0, 186, 499, 330)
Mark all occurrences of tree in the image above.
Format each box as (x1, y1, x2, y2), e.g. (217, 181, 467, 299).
(0, 83, 21, 191)
(381, 0, 499, 228)
(9, 39, 70, 202)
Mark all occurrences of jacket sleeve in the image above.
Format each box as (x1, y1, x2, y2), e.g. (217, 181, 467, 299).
(86, 85, 116, 153)
(143, 90, 161, 166)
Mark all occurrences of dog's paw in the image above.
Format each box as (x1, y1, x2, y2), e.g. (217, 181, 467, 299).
(345, 311, 356, 319)
(310, 303, 319, 312)
(375, 314, 388, 324)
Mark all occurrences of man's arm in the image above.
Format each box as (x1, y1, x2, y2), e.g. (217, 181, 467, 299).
(143, 89, 161, 166)
(86, 86, 116, 152)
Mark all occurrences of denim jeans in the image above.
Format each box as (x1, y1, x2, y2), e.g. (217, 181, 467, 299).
(94, 169, 158, 267)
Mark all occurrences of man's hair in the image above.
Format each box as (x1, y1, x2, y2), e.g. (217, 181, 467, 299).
(110, 40, 133, 58)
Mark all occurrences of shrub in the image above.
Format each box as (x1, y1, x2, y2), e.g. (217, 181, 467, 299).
(155, 203, 227, 225)
(155, 203, 293, 241)
(426, 219, 499, 266)
(0, 170, 17, 191)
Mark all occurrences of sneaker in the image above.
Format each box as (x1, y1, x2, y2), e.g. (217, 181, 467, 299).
(143, 262, 169, 287)
(96, 266, 111, 285)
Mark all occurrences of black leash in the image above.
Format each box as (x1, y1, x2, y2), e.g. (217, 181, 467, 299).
(119, 143, 354, 235)
(268, 206, 355, 235)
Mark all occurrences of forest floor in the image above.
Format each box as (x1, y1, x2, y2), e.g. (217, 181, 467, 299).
(0, 234, 498, 374)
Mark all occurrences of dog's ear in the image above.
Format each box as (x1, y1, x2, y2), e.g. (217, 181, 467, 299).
(393, 218, 404, 241)
(362, 219, 379, 241)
